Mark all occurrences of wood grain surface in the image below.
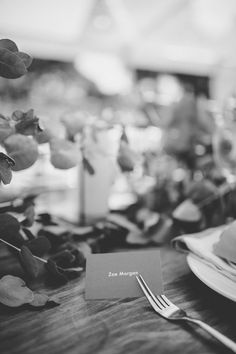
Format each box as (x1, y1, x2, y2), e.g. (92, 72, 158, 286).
(0, 244, 235, 354)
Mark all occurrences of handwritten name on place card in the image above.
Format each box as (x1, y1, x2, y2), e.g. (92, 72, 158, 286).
(85, 251, 163, 300)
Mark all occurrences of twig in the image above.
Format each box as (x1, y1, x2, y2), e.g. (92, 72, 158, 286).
(197, 182, 235, 209)
(0, 238, 47, 264)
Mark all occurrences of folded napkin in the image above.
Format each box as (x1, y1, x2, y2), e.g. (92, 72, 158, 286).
(172, 226, 236, 282)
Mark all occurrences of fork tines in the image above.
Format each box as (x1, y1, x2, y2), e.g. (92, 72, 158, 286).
(136, 274, 172, 313)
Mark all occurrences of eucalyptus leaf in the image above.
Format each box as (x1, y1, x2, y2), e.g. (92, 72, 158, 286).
(0, 47, 27, 78)
(25, 236, 51, 257)
(50, 250, 76, 268)
(0, 152, 15, 184)
(29, 293, 60, 307)
(19, 245, 40, 279)
(16, 52, 32, 68)
(29, 293, 49, 307)
(0, 39, 18, 52)
(83, 157, 95, 175)
(50, 138, 79, 169)
(0, 38, 32, 79)
(45, 259, 68, 285)
(14, 109, 42, 136)
(0, 213, 22, 244)
(4, 134, 39, 171)
(0, 275, 33, 307)
(29, 292, 60, 308)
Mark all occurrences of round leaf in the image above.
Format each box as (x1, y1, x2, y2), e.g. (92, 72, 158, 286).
(0, 39, 18, 52)
(0, 152, 14, 184)
(19, 246, 40, 279)
(50, 138, 79, 169)
(0, 275, 33, 307)
(4, 134, 38, 171)
(0, 47, 27, 79)
(25, 236, 51, 257)
(16, 52, 32, 68)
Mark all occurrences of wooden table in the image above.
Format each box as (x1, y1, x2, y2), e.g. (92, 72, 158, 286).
(0, 245, 235, 354)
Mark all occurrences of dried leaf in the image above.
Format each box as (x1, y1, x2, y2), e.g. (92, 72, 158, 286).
(82, 157, 95, 175)
(19, 246, 40, 279)
(4, 134, 38, 171)
(120, 127, 129, 143)
(0, 152, 15, 184)
(14, 109, 42, 136)
(0, 275, 33, 307)
(117, 141, 136, 172)
(29, 293, 60, 307)
(29, 293, 49, 307)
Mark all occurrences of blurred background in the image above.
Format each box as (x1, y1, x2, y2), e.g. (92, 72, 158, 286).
(1, 0, 236, 232)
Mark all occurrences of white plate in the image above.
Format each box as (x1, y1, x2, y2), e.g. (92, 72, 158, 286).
(187, 254, 236, 302)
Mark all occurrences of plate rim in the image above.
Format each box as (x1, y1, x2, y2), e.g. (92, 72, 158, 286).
(187, 254, 236, 302)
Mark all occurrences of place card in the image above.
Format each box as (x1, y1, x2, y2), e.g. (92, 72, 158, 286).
(85, 250, 163, 300)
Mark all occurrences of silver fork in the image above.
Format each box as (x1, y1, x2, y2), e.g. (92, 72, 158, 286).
(136, 274, 236, 353)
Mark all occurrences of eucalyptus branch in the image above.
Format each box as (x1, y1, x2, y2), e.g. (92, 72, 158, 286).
(197, 182, 235, 209)
(0, 238, 47, 264)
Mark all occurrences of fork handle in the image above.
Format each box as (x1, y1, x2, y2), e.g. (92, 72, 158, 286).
(184, 317, 236, 353)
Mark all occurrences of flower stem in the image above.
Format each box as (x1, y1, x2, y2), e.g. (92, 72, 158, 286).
(0, 238, 47, 264)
